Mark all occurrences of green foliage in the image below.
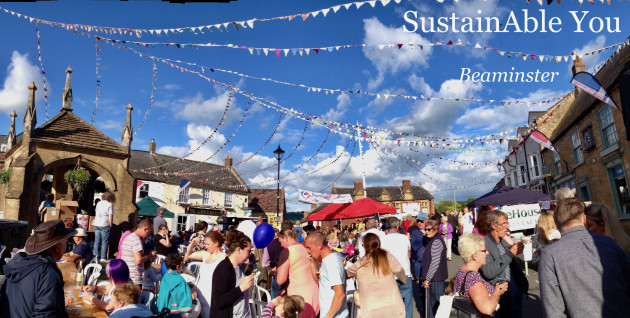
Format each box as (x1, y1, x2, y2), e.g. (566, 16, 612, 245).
(435, 200, 457, 214)
(457, 197, 477, 211)
(64, 167, 91, 196)
(0, 169, 10, 185)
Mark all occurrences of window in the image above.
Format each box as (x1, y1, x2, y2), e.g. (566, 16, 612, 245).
(512, 171, 518, 187)
(178, 186, 190, 204)
(202, 189, 211, 206)
(176, 215, 188, 232)
(138, 184, 149, 199)
(505, 176, 512, 188)
(598, 106, 619, 149)
(529, 154, 541, 179)
(553, 151, 562, 175)
(224, 192, 234, 208)
(570, 130, 584, 166)
(517, 165, 528, 186)
(0, 144, 6, 152)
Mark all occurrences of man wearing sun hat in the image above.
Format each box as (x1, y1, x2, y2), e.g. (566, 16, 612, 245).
(1, 220, 77, 318)
(62, 227, 95, 266)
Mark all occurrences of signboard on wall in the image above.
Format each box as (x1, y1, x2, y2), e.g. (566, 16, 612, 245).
(500, 203, 541, 231)
(402, 203, 421, 214)
(188, 207, 222, 216)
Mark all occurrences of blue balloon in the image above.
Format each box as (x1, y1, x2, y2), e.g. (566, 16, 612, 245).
(253, 223, 275, 248)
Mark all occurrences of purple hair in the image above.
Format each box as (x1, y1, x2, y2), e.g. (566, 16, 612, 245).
(106, 259, 130, 286)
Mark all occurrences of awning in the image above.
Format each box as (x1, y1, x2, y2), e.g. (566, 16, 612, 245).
(136, 196, 174, 218)
(467, 186, 551, 208)
(307, 198, 397, 221)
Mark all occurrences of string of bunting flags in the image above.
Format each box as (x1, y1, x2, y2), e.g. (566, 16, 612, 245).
(96, 41, 560, 147)
(318, 137, 357, 192)
(134, 60, 158, 136)
(369, 138, 405, 195)
(176, 97, 254, 174)
(91, 39, 103, 125)
(238, 119, 311, 176)
(35, 26, 50, 121)
(0, 0, 401, 38)
(90, 33, 626, 65)
(440, 0, 624, 4)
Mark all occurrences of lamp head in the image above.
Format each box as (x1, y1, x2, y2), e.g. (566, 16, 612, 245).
(273, 145, 285, 161)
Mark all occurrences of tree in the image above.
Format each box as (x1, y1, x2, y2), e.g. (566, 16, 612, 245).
(457, 197, 476, 211)
(435, 200, 457, 214)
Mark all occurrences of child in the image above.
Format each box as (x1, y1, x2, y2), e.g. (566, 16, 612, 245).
(327, 230, 339, 250)
(156, 253, 193, 317)
(140, 259, 162, 312)
(109, 284, 153, 318)
(261, 295, 305, 318)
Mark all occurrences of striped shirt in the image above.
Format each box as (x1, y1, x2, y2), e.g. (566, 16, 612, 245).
(120, 233, 144, 284)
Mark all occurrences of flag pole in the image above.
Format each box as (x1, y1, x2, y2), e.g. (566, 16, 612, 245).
(357, 121, 367, 199)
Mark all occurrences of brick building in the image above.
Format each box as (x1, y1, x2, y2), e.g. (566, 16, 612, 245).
(540, 45, 630, 229)
(247, 188, 287, 225)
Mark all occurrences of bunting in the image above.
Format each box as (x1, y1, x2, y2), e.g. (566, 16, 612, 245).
(0, 0, 401, 37)
(134, 60, 158, 136)
(91, 40, 102, 125)
(35, 26, 50, 121)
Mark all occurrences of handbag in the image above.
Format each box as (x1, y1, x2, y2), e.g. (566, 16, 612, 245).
(449, 271, 495, 318)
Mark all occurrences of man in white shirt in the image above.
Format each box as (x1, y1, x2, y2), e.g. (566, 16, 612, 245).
(304, 231, 348, 318)
(357, 219, 386, 258)
(381, 217, 413, 318)
(461, 208, 474, 234)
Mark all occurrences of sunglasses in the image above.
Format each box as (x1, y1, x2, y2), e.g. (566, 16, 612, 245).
(425, 228, 434, 231)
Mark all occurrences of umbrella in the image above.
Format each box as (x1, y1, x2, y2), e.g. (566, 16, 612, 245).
(307, 198, 397, 221)
(136, 196, 174, 218)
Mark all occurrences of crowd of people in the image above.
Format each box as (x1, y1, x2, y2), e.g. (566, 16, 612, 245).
(1, 188, 630, 318)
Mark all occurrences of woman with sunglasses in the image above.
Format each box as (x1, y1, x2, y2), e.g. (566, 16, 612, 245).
(453, 233, 508, 315)
(420, 219, 448, 318)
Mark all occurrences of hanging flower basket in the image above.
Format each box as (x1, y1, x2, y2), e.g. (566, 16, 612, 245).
(0, 169, 10, 186)
(64, 167, 90, 197)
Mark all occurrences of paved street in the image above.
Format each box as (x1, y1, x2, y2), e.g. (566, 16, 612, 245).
(411, 248, 543, 318)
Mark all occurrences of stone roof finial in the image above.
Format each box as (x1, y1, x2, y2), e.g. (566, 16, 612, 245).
(24, 82, 37, 131)
(121, 103, 133, 150)
(7, 110, 17, 151)
(61, 66, 73, 111)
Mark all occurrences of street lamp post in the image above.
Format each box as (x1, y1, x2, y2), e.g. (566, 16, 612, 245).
(273, 145, 285, 223)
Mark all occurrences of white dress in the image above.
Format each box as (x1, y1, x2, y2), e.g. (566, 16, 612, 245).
(197, 253, 225, 318)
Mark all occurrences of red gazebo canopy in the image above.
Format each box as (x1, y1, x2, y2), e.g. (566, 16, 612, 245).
(307, 198, 397, 221)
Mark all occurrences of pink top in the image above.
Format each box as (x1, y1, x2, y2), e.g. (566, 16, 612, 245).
(276, 244, 320, 318)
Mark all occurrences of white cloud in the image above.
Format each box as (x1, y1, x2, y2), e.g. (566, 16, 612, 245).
(572, 35, 607, 71)
(384, 78, 483, 136)
(95, 119, 123, 132)
(362, 17, 433, 90)
(0, 51, 44, 115)
(164, 83, 181, 91)
(175, 89, 242, 126)
(455, 88, 566, 132)
(323, 94, 351, 121)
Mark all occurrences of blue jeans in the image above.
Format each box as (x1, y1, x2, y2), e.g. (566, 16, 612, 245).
(426, 281, 446, 318)
(270, 275, 282, 299)
(398, 276, 413, 318)
(94, 226, 110, 259)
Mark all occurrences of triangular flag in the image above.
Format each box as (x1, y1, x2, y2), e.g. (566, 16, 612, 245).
(321, 8, 330, 16)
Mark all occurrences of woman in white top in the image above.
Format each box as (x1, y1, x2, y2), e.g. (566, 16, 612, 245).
(93, 192, 115, 260)
(185, 231, 226, 318)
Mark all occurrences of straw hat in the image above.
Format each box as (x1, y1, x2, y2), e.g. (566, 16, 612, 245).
(24, 220, 77, 255)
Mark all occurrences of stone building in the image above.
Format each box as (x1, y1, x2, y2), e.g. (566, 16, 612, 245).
(129, 141, 250, 231)
(540, 46, 630, 228)
(332, 180, 434, 213)
(247, 188, 287, 225)
(0, 67, 137, 251)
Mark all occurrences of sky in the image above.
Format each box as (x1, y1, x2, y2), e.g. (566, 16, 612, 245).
(0, 0, 628, 212)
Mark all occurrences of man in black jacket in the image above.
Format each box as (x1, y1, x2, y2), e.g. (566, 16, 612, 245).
(1, 220, 77, 318)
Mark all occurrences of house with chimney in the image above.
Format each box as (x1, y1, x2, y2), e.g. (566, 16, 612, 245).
(540, 45, 630, 230)
(247, 188, 287, 224)
(332, 180, 434, 213)
(129, 140, 249, 231)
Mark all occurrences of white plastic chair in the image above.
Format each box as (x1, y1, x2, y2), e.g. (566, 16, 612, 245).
(186, 261, 202, 276)
(83, 263, 103, 286)
(249, 299, 267, 318)
(154, 254, 166, 265)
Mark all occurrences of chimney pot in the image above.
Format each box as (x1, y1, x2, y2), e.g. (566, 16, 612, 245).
(149, 139, 156, 154)
(225, 155, 233, 167)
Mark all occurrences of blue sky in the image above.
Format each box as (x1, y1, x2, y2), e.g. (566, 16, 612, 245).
(0, 0, 628, 211)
